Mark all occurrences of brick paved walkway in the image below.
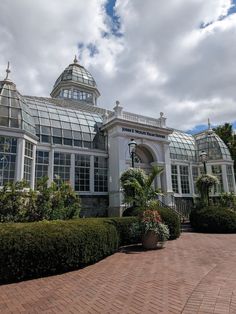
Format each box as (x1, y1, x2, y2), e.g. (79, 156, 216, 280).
(1, 233, 236, 313)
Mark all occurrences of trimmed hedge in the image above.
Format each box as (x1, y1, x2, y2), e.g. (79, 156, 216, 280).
(0, 219, 118, 284)
(107, 217, 139, 245)
(190, 207, 236, 233)
(157, 207, 181, 240)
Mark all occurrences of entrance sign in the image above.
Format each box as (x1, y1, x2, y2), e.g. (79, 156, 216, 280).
(122, 127, 165, 139)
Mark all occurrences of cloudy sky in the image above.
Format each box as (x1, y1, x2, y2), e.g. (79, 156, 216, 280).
(0, 0, 236, 132)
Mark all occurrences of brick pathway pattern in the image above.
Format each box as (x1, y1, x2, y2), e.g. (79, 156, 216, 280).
(1, 233, 236, 313)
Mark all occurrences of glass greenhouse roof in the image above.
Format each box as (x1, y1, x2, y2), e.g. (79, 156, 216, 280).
(195, 131, 232, 161)
(169, 129, 232, 162)
(25, 97, 105, 150)
(0, 81, 35, 136)
(53, 63, 97, 90)
(169, 130, 196, 161)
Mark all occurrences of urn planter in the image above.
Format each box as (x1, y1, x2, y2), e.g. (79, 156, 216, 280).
(141, 230, 165, 250)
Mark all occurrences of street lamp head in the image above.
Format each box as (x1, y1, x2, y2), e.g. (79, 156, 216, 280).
(199, 150, 208, 162)
(128, 138, 137, 155)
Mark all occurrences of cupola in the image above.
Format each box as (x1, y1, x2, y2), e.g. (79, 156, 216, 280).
(50, 56, 100, 105)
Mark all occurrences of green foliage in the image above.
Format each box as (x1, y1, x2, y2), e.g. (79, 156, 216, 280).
(106, 217, 139, 245)
(214, 123, 236, 174)
(0, 219, 119, 284)
(123, 200, 181, 240)
(131, 210, 170, 242)
(0, 181, 29, 222)
(218, 192, 236, 210)
(0, 178, 81, 222)
(190, 206, 236, 233)
(146, 200, 181, 240)
(196, 174, 219, 206)
(120, 166, 163, 207)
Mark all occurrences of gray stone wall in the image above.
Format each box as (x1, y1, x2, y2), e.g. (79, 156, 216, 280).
(80, 195, 109, 217)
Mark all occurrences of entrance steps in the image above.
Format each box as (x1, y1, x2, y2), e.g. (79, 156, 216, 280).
(181, 222, 193, 232)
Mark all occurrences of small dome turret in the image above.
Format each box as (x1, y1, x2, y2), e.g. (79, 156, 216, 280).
(50, 56, 100, 106)
(0, 63, 36, 136)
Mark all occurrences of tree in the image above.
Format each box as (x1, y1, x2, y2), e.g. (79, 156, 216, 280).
(120, 166, 163, 208)
(213, 123, 236, 174)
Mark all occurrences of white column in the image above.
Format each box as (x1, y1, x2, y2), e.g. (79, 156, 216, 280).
(90, 155, 94, 193)
(30, 144, 36, 189)
(48, 148, 54, 184)
(221, 164, 229, 193)
(232, 165, 236, 193)
(177, 165, 182, 194)
(16, 138, 25, 181)
(70, 153, 75, 188)
(163, 143, 173, 193)
(189, 163, 194, 195)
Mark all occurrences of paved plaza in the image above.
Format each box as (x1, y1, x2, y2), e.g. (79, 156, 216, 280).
(1, 233, 236, 313)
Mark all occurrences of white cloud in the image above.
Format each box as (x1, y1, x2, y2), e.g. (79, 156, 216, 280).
(0, 0, 236, 130)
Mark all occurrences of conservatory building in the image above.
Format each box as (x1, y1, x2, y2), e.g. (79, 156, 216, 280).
(0, 58, 235, 216)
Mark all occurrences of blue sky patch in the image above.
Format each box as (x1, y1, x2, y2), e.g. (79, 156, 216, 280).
(105, 0, 122, 37)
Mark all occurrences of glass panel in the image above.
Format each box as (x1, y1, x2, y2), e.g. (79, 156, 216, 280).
(94, 156, 108, 192)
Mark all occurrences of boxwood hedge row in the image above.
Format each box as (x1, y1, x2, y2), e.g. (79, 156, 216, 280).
(0, 217, 139, 284)
(190, 206, 236, 233)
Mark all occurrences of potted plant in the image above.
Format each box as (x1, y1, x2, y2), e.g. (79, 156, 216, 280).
(131, 210, 170, 249)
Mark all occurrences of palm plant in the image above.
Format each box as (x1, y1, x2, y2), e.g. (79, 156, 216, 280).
(120, 166, 163, 208)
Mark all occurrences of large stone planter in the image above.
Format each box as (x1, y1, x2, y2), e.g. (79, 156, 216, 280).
(141, 230, 165, 250)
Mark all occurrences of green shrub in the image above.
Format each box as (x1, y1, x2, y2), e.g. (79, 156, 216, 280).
(190, 206, 236, 233)
(107, 217, 139, 245)
(156, 207, 181, 240)
(0, 219, 118, 284)
(0, 178, 81, 223)
(122, 201, 181, 240)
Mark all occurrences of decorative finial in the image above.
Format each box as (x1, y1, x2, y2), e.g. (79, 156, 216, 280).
(73, 55, 78, 64)
(115, 100, 120, 107)
(160, 112, 164, 117)
(4, 61, 10, 80)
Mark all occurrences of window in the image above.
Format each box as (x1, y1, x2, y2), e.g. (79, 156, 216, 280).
(35, 151, 49, 187)
(180, 165, 190, 194)
(94, 156, 108, 192)
(227, 165, 235, 192)
(171, 165, 179, 193)
(54, 152, 71, 182)
(75, 155, 90, 191)
(24, 141, 34, 185)
(192, 166, 199, 194)
(0, 137, 17, 186)
(211, 165, 223, 193)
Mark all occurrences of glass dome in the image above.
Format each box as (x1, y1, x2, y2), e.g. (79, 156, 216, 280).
(195, 131, 232, 161)
(0, 80, 36, 136)
(26, 96, 105, 150)
(169, 130, 196, 161)
(50, 57, 100, 105)
(53, 62, 97, 89)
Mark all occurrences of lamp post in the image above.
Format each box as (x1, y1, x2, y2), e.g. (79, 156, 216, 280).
(128, 139, 137, 168)
(199, 150, 208, 174)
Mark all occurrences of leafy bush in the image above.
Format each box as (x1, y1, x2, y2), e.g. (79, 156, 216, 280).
(123, 200, 181, 240)
(130, 210, 170, 242)
(107, 217, 139, 245)
(190, 206, 236, 233)
(0, 178, 81, 222)
(0, 219, 119, 284)
(218, 192, 236, 210)
(150, 204, 181, 240)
